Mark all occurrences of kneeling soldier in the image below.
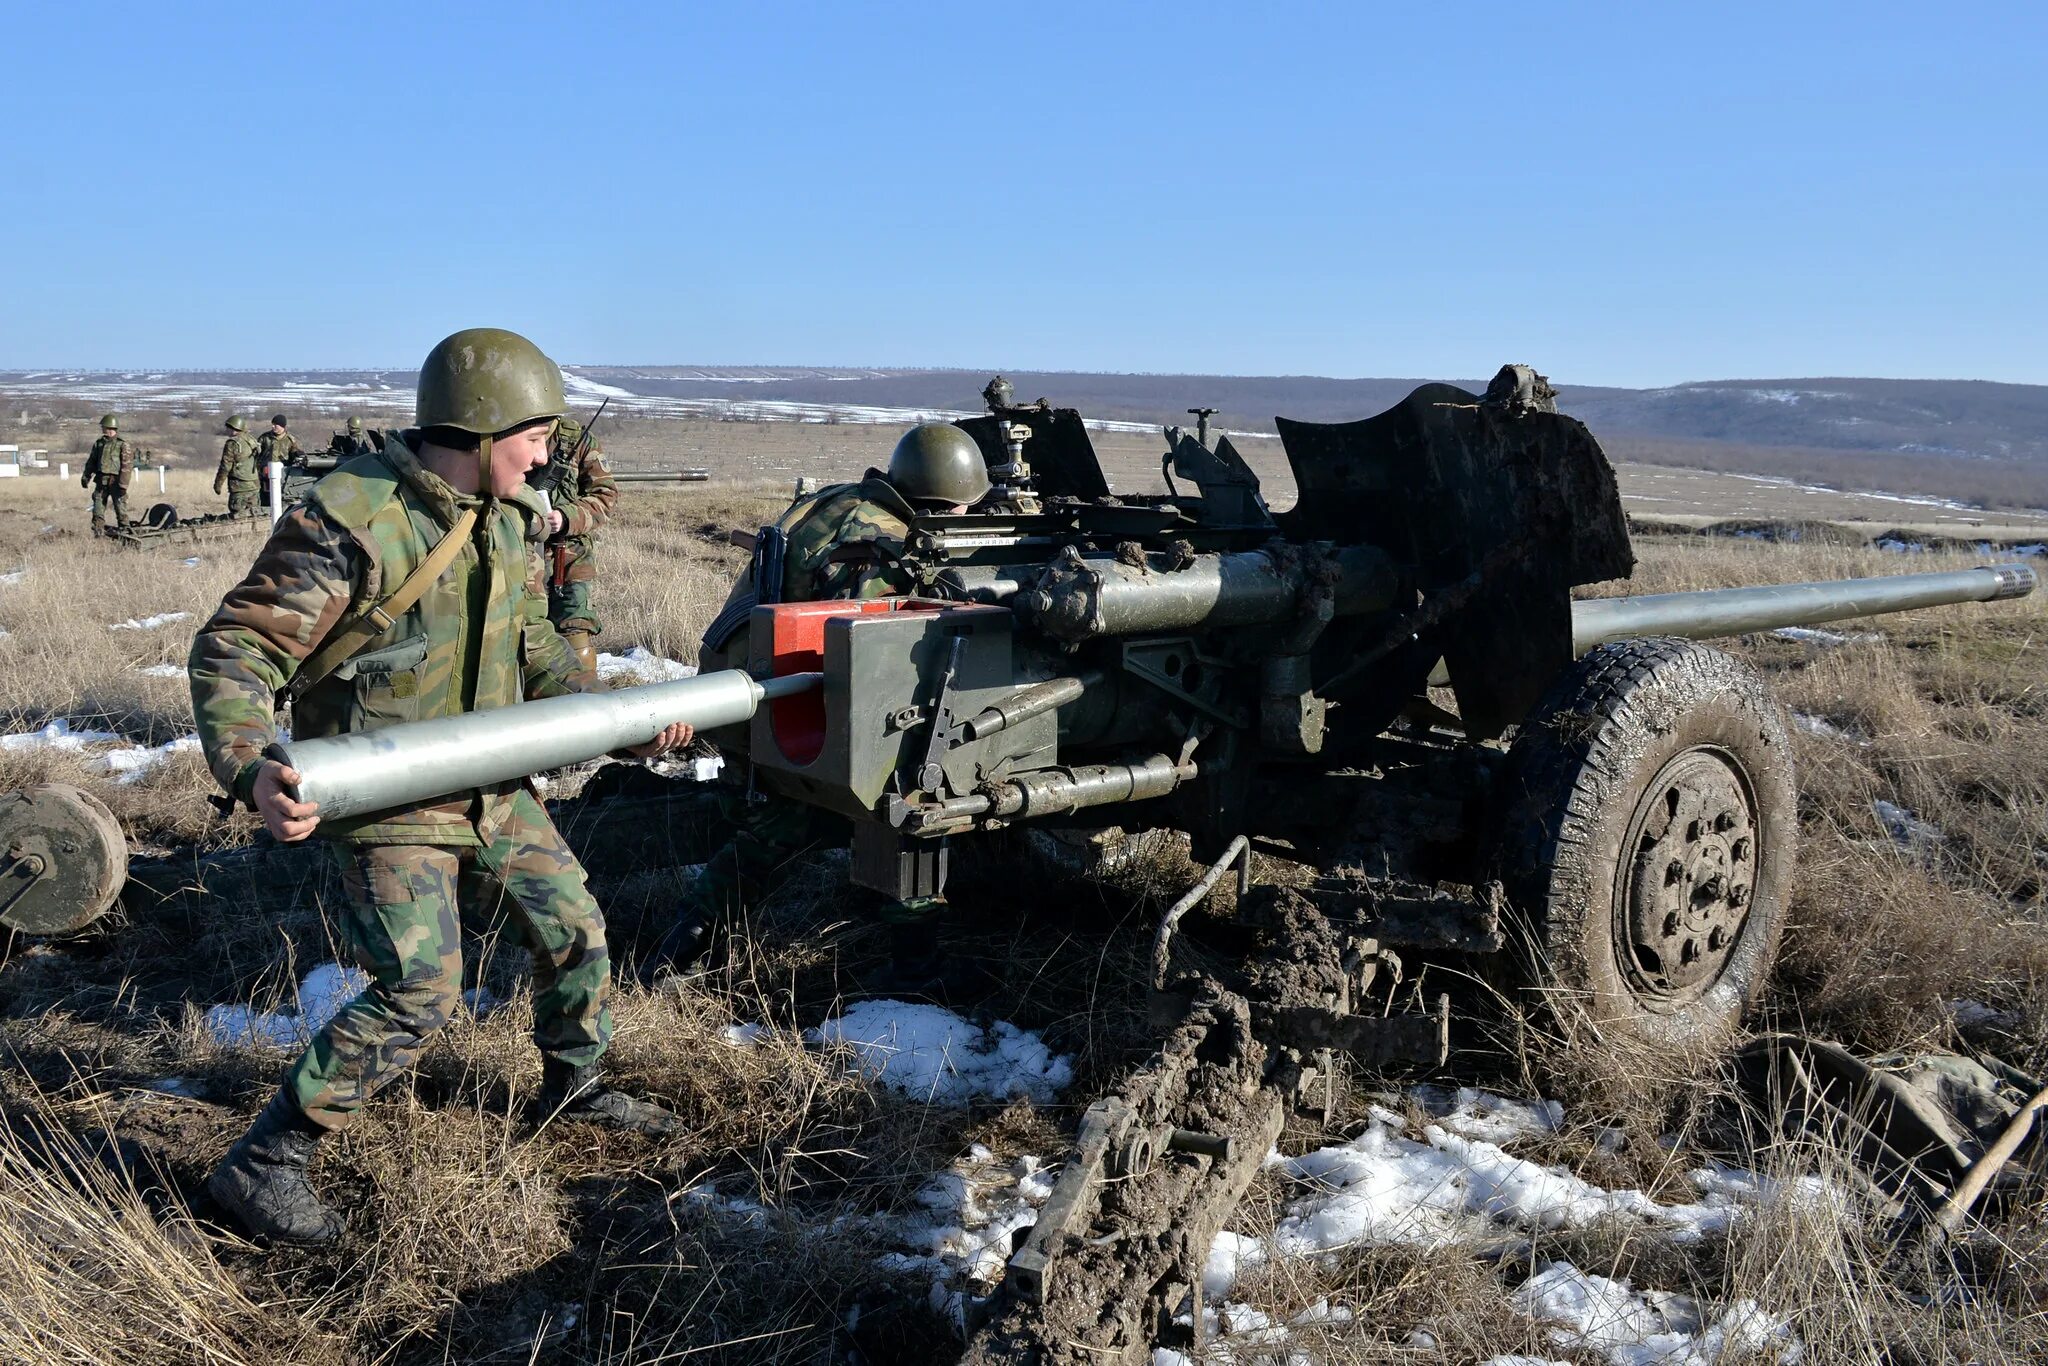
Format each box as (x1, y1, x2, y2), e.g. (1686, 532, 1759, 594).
(189, 328, 692, 1244)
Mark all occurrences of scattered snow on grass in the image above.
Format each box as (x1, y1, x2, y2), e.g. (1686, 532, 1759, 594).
(1791, 711, 1861, 743)
(101, 733, 200, 783)
(0, 719, 122, 752)
(1203, 1229, 1270, 1297)
(1873, 798, 1944, 856)
(0, 721, 200, 782)
(1513, 1261, 1801, 1365)
(1772, 625, 1882, 647)
(596, 646, 697, 683)
(870, 1147, 1059, 1329)
(812, 1000, 1073, 1104)
(137, 663, 186, 678)
(205, 962, 368, 1050)
(108, 611, 192, 631)
(179, 556, 202, 567)
(0, 569, 24, 586)
(1270, 1113, 1804, 1255)
(719, 1022, 764, 1048)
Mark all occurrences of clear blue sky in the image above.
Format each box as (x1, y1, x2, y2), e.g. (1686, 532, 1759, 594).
(4, 2, 2042, 386)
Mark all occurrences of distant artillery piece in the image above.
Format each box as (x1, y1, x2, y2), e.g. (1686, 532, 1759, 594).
(610, 468, 711, 484)
(106, 502, 268, 549)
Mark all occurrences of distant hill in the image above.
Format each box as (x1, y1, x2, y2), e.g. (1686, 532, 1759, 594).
(5, 365, 2045, 509)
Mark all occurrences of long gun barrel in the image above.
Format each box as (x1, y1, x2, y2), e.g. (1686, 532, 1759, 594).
(611, 469, 711, 483)
(1570, 564, 2037, 655)
(270, 669, 820, 821)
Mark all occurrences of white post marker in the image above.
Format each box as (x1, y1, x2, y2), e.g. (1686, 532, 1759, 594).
(59, 463, 69, 480)
(158, 464, 167, 493)
(268, 461, 284, 524)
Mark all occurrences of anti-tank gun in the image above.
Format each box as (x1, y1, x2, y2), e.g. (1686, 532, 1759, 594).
(217, 367, 2036, 1363)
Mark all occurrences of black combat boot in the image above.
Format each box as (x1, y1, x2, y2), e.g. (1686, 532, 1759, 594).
(205, 1090, 344, 1245)
(537, 1058, 685, 1138)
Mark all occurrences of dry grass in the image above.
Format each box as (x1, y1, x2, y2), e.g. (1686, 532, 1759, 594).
(1, 472, 2046, 1360)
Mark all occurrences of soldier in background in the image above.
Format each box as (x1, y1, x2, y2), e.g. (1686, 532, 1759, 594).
(214, 415, 261, 517)
(330, 415, 376, 459)
(663, 423, 991, 997)
(189, 328, 690, 1245)
(81, 413, 134, 535)
(539, 415, 619, 676)
(254, 414, 298, 510)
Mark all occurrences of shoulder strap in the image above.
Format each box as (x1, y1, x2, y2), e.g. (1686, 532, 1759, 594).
(281, 507, 478, 704)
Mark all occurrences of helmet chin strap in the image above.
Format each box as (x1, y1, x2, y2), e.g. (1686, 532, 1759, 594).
(476, 432, 495, 499)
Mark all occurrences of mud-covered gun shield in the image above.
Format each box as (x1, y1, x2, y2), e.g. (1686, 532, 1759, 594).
(1276, 365, 1632, 738)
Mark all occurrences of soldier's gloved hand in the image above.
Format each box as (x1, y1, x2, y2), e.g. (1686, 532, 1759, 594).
(546, 509, 566, 536)
(253, 759, 321, 842)
(626, 722, 693, 758)
(80, 476, 90, 489)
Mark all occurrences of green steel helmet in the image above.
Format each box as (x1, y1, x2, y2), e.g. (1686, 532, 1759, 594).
(225, 415, 247, 431)
(554, 416, 583, 445)
(888, 423, 991, 508)
(415, 327, 567, 435)
(99, 413, 119, 430)
(346, 415, 362, 433)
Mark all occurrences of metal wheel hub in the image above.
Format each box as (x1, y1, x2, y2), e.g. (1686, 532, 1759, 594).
(1619, 749, 1756, 1000)
(0, 785, 128, 936)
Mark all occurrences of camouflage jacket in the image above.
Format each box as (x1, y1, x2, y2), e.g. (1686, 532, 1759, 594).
(188, 434, 595, 846)
(255, 430, 300, 468)
(329, 433, 377, 459)
(83, 436, 132, 486)
(216, 435, 258, 489)
(545, 434, 618, 543)
(778, 473, 918, 602)
(699, 473, 917, 673)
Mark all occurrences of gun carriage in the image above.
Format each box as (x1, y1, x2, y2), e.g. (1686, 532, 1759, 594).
(7, 368, 2037, 1363)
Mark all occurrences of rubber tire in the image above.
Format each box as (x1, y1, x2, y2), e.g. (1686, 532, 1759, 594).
(1494, 637, 1796, 1053)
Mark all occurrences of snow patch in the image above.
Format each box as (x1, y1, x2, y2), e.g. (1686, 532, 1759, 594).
(1771, 625, 1882, 647)
(811, 1000, 1073, 1104)
(205, 962, 368, 1050)
(595, 646, 697, 683)
(1791, 711, 1860, 743)
(0, 719, 122, 753)
(108, 611, 191, 631)
(100, 733, 200, 783)
(1514, 1260, 1801, 1365)
(1873, 798, 1943, 855)
(137, 663, 186, 678)
(1269, 1105, 1820, 1255)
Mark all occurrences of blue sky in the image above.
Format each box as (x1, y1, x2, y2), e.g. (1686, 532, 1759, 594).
(3, 2, 2042, 386)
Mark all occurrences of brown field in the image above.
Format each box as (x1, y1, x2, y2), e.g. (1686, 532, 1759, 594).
(0, 444, 2045, 1361)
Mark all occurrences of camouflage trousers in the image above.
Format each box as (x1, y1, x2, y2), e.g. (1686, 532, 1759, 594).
(90, 482, 129, 532)
(226, 484, 260, 518)
(546, 539, 601, 635)
(286, 790, 613, 1130)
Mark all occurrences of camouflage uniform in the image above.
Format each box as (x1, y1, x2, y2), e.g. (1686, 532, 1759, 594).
(542, 423, 619, 637)
(678, 474, 924, 942)
(255, 428, 299, 509)
(330, 430, 377, 460)
(189, 435, 605, 1131)
(215, 433, 261, 517)
(83, 432, 134, 533)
